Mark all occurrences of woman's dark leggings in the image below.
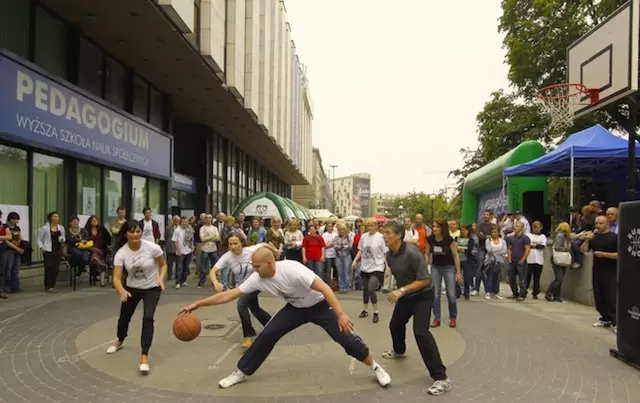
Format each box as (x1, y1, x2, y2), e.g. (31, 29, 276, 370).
(116, 286, 162, 355)
(361, 272, 381, 305)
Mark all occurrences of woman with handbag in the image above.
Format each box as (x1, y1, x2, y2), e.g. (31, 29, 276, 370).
(484, 226, 506, 300)
(67, 216, 91, 277)
(546, 222, 572, 302)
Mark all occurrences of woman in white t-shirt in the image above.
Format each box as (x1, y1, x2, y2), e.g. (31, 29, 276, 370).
(106, 220, 167, 375)
(210, 234, 274, 349)
(525, 221, 547, 299)
(352, 218, 388, 324)
(321, 222, 338, 283)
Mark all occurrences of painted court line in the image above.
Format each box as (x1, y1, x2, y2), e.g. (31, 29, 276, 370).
(208, 322, 242, 369)
(56, 339, 117, 363)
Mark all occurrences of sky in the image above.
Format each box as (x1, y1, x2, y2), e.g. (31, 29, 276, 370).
(285, 0, 511, 195)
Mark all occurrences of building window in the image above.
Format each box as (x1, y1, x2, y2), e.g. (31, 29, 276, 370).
(76, 163, 101, 217)
(149, 87, 164, 129)
(0, 145, 28, 205)
(105, 57, 126, 109)
(103, 170, 123, 227)
(78, 38, 104, 97)
(32, 153, 64, 262)
(0, 0, 30, 58)
(132, 175, 147, 217)
(133, 75, 149, 121)
(148, 178, 164, 215)
(34, 7, 67, 78)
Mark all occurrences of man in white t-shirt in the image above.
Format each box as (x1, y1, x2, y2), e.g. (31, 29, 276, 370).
(179, 247, 391, 390)
(172, 217, 194, 289)
(198, 214, 220, 288)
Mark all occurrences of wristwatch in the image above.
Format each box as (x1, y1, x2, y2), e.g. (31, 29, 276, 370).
(399, 287, 406, 294)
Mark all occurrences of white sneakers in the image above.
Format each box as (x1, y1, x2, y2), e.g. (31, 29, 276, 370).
(427, 378, 452, 395)
(105, 343, 150, 375)
(217, 365, 392, 389)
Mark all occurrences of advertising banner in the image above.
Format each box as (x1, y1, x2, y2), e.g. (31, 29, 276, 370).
(0, 52, 172, 179)
(352, 178, 370, 217)
(477, 188, 508, 222)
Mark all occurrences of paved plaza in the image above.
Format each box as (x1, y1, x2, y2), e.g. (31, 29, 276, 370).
(1, 285, 639, 403)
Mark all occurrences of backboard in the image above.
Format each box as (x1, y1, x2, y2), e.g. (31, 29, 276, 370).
(567, 0, 640, 118)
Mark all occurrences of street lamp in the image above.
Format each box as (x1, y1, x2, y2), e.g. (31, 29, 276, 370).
(398, 204, 404, 218)
(429, 194, 437, 224)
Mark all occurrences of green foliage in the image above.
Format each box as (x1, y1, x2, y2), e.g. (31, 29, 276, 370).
(388, 192, 460, 222)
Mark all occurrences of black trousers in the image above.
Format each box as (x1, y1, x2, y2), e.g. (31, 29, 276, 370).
(389, 291, 447, 381)
(593, 267, 617, 326)
(525, 263, 543, 295)
(43, 251, 62, 290)
(237, 300, 370, 375)
(237, 290, 272, 337)
(117, 286, 162, 355)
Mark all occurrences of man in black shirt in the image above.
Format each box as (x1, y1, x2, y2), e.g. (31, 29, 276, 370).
(581, 216, 618, 330)
(381, 222, 451, 396)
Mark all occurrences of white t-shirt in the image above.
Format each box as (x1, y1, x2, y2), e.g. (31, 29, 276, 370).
(215, 244, 262, 285)
(199, 224, 219, 253)
(526, 233, 547, 265)
(358, 232, 388, 273)
(238, 259, 324, 308)
(321, 231, 337, 258)
(114, 240, 163, 289)
(142, 219, 155, 243)
(403, 228, 419, 243)
(172, 226, 194, 255)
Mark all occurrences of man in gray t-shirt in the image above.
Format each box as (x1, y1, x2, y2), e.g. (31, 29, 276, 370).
(381, 222, 452, 396)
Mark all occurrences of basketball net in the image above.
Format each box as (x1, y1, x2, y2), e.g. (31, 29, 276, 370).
(536, 84, 599, 131)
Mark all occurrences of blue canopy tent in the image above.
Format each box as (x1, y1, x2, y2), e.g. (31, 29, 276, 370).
(503, 124, 637, 205)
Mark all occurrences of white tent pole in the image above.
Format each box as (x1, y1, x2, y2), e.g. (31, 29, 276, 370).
(569, 146, 575, 208)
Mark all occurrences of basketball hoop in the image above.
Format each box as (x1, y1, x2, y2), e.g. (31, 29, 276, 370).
(536, 83, 600, 131)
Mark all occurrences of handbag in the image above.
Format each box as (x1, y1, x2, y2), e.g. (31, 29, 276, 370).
(553, 249, 572, 267)
(76, 240, 94, 250)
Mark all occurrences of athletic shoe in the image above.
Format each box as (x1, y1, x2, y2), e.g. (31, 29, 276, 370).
(381, 350, 406, 359)
(373, 364, 391, 387)
(218, 370, 248, 388)
(427, 378, 452, 395)
(241, 337, 253, 348)
(106, 344, 123, 354)
(139, 363, 150, 375)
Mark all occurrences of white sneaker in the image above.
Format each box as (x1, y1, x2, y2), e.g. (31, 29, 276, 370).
(182, 282, 188, 287)
(106, 344, 123, 354)
(218, 370, 248, 388)
(470, 290, 478, 296)
(175, 283, 181, 289)
(427, 378, 452, 395)
(381, 350, 406, 359)
(139, 363, 150, 375)
(593, 320, 611, 328)
(495, 293, 504, 300)
(485, 293, 491, 300)
(373, 364, 391, 387)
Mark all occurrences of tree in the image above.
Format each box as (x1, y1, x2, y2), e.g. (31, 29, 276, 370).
(389, 192, 458, 222)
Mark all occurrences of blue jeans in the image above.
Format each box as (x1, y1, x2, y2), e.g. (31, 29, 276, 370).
(1, 249, 21, 292)
(175, 253, 192, 284)
(473, 250, 487, 292)
(431, 264, 457, 321)
(485, 267, 501, 294)
(508, 262, 527, 297)
(335, 254, 352, 291)
(306, 260, 323, 277)
(199, 251, 219, 286)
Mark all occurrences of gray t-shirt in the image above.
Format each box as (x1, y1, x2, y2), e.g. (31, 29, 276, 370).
(385, 242, 433, 294)
(114, 239, 163, 289)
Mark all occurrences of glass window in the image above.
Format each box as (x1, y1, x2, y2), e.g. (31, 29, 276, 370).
(103, 170, 123, 227)
(133, 75, 149, 121)
(32, 153, 64, 262)
(78, 38, 104, 98)
(148, 178, 164, 215)
(0, 0, 30, 58)
(105, 57, 126, 109)
(149, 87, 164, 129)
(34, 7, 67, 78)
(132, 175, 147, 218)
(180, 192, 195, 210)
(76, 163, 101, 218)
(0, 145, 28, 205)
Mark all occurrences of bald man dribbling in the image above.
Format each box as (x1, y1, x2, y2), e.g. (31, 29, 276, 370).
(179, 247, 392, 389)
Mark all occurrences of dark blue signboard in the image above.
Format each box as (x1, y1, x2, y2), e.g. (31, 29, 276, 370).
(172, 173, 197, 193)
(0, 52, 172, 179)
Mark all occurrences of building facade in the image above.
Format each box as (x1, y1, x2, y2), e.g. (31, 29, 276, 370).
(0, 0, 313, 264)
(292, 147, 330, 209)
(332, 173, 371, 218)
(369, 193, 402, 216)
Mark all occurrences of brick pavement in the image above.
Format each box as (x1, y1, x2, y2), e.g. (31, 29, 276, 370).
(0, 284, 639, 402)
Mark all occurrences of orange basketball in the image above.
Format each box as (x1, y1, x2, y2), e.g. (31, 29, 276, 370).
(173, 314, 202, 342)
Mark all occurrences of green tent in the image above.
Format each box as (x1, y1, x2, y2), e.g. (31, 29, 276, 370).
(461, 140, 547, 224)
(286, 199, 312, 220)
(233, 192, 297, 220)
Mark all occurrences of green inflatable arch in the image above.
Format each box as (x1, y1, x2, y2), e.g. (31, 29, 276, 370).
(461, 140, 547, 225)
(233, 192, 297, 220)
